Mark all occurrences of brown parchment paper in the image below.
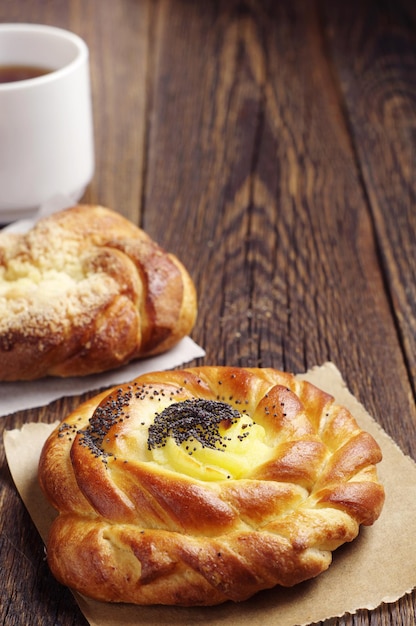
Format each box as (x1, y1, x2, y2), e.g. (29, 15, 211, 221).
(4, 362, 416, 626)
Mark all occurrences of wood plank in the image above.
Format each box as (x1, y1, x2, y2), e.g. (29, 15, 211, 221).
(321, 0, 416, 396)
(71, 0, 149, 221)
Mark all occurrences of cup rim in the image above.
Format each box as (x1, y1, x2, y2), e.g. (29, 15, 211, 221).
(0, 23, 89, 90)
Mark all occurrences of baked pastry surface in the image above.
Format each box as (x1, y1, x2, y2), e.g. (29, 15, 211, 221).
(38, 366, 384, 606)
(0, 205, 197, 380)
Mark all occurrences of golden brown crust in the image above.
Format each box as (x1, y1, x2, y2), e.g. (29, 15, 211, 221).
(0, 205, 197, 380)
(38, 366, 384, 606)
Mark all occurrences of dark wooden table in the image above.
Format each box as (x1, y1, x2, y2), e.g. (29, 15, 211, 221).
(1, 1, 415, 624)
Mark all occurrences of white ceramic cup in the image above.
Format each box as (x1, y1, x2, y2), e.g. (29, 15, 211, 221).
(0, 23, 94, 222)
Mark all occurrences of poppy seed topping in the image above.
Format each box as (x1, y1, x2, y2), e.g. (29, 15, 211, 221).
(147, 399, 243, 452)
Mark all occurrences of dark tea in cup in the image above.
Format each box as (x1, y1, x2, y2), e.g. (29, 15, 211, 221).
(0, 64, 52, 83)
(0, 23, 94, 222)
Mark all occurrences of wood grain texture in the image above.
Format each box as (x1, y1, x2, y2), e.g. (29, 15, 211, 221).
(81, 0, 149, 221)
(321, 0, 416, 394)
(0, 0, 415, 624)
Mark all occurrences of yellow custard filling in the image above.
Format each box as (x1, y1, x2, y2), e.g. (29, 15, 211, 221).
(146, 399, 275, 481)
(150, 419, 271, 480)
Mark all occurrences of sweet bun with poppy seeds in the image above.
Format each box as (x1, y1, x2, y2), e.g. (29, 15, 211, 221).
(38, 366, 385, 606)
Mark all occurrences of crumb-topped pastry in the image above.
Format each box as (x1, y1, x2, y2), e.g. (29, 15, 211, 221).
(0, 205, 197, 380)
(38, 366, 385, 606)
